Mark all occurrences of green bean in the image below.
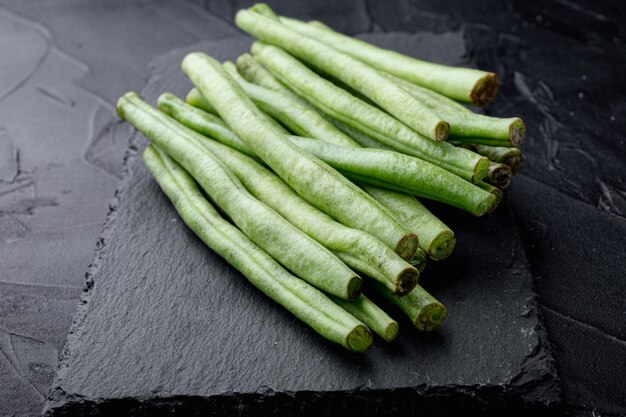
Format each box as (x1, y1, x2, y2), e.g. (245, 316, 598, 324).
(181, 52, 418, 260)
(362, 186, 456, 261)
(160, 92, 254, 157)
(222, 61, 357, 148)
(118, 92, 362, 300)
(330, 295, 398, 342)
(251, 42, 489, 183)
(186, 87, 217, 114)
(158, 94, 419, 294)
(485, 162, 512, 189)
(475, 144, 523, 173)
(143, 144, 372, 352)
(285, 136, 498, 216)
(384, 72, 525, 146)
(167, 92, 458, 258)
(374, 282, 447, 332)
(236, 4, 449, 141)
(279, 15, 499, 106)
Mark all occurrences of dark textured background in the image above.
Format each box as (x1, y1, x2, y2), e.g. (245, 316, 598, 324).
(0, 0, 624, 416)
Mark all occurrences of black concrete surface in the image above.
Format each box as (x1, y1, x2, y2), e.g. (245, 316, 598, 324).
(0, 0, 624, 416)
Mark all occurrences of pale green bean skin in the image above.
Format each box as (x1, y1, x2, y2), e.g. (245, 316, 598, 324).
(279, 16, 499, 106)
(236, 5, 449, 141)
(160, 92, 254, 157)
(181, 52, 418, 260)
(362, 186, 456, 261)
(236, 53, 309, 105)
(142, 145, 372, 352)
(118, 92, 362, 300)
(384, 73, 525, 146)
(173, 91, 456, 259)
(330, 295, 399, 342)
(158, 95, 419, 294)
(285, 136, 498, 216)
(223, 61, 357, 148)
(251, 42, 489, 183)
(186, 87, 217, 114)
(373, 282, 447, 332)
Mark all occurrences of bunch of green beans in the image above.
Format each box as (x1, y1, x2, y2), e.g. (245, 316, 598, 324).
(115, 3, 529, 352)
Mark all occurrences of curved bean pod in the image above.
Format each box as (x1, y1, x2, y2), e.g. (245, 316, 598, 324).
(236, 4, 449, 141)
(279, 15, 499, 106)
(158, 94, 419, 294)
(181, 52, 418, 260)
(172, 93, 457, 258)
(118, 92, 362, 300)
(143, 144, 372, 352)
(250, 42, 489, 183)
(285, 136, 498, 216)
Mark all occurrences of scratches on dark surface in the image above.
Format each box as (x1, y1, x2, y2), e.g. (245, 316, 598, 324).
(0, 129, 19, 184)
(83, 105, 132, 180)
(0, 7, 51, 105)
(35, 86, 75, 108)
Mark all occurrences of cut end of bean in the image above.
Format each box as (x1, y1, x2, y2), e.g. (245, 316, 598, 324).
(476, 193, 499, 217)
(470, 72, 500, 106)
(472, 156, 490, 183)
(414, 301, 447, 332)
(383, 321, 399, 343)
(428, 230, 456, 261)
(348, 276, 364, 300)
(346, 324, 374, 353)
(509, 118, 526, 146)
(395, 266, 419, 295)
(434, 120, 450, 142)
(505, 154, 524, 174)
(488, 163, 512, 189)
(394, 233, 419, 261)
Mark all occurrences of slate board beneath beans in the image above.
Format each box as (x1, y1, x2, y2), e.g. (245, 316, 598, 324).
(44, 36, 560, 416)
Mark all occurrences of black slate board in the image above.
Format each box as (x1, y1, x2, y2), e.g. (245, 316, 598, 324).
(44, 36, 560, 416)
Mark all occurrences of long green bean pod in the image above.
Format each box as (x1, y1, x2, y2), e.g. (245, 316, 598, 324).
(251, 42, 489, 183)
(384, 73, 525, 146)
(279, 15, 499, 106)
(285, 136, 498, 216)
(330, 295, 398, 342)
(236, 4, 450, 141)
(118, 92, 362, 300)
(362, 186, 456, 261)
(374, 282, 447, 332)
(143, 145, 372, 352)
(222, 61, 357, 148)
(475, 144, 523, 173)
(159, 94, 419, 294)
(181, 52, 418, 260)
(171, 92, 457, 258)
(485, 162, 512, 189)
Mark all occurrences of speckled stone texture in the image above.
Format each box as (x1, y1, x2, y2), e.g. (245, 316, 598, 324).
(42, 36, 558, 416)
